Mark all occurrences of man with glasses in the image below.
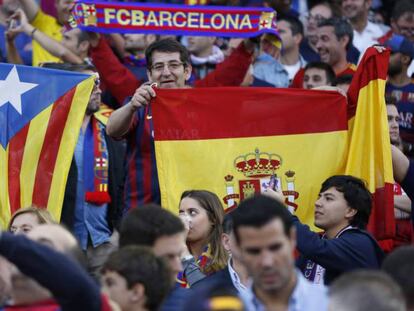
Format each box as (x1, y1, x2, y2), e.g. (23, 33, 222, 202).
(378, 0, 414, 78)
(106, 38, 255, 209)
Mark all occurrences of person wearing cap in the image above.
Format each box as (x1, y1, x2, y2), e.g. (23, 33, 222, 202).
(251, 33, 289, 88)
(385, 34, 414, 146)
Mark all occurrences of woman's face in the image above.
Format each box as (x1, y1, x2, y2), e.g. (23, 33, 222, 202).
(179, 197, 212, 244)
(10, 213, 40, 235)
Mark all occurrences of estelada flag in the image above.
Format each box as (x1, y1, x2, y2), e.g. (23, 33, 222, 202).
(0, 64, 94, 228)
(346, 47, 395, 249)
(153, 87, 348, 231)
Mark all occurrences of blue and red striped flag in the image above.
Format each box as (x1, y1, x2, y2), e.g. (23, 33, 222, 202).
(0, 64, 94, 228)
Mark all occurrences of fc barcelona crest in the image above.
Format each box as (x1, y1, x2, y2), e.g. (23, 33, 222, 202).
(71, 3, 97, 27)
(222, 148, 299, 213)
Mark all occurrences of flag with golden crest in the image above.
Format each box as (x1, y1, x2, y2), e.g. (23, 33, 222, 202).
(153, 87, 348, 231)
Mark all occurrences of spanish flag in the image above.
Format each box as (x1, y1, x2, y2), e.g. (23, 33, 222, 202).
(153, 87, 348, 231)
(0, 64, 94, 228)
(346, 47, 394, 250)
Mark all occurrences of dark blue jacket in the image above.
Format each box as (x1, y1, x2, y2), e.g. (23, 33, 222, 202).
(293, 216, 384, 285)
(160, 285, 188, 311)
(191, 266, 233, 290)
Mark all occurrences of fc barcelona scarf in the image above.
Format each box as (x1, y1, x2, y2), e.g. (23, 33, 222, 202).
(69, 1, 281, 39)
(84, 117, 111, 205)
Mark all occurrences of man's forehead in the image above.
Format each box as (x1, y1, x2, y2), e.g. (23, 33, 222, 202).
(238, 219, 288, 243)
(387, 105, 399, 116)
(151, 51, 181, 63)
(318, 25, 335, 34)
(319, 187, 342, 197)
(305, 68, 326, 76)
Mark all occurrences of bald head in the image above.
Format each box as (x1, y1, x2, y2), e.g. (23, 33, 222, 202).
(28, 224, 78, 253)
(27, 224, 85, 267)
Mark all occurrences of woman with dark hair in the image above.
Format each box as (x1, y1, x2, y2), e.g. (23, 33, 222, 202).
(178, 190, 228, 287)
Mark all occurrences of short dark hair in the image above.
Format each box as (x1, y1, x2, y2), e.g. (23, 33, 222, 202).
(102, 246, 172, 311)
(41, 62, 96, 72)
(279, 15, 304, 37)
(145, 38, 190, 70)
(385, 94, 398, 106)
(77, 30, 92, 46)
(119, 204, 184, 248)
(222, 213, 233, 234)
(231, 195, 293, 243)
(391, 0, 414, 21)
(320, 175, 372, 229)
(382, 246, 414, 309)
(329, 270, 405, 311)
(304, 61, 336, 85)
(318, 18, 354, 51)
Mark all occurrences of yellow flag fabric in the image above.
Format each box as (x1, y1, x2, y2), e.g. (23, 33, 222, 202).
(153, 87, 348, 231)
(153, 48, 393, 240)
(0, 64, 94, 228)
(345, 47, 395, 248)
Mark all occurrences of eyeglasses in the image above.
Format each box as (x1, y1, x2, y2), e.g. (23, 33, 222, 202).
(150, 61, 185, 73)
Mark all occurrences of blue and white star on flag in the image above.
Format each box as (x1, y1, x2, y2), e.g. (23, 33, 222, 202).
(0, 66, 38, 114)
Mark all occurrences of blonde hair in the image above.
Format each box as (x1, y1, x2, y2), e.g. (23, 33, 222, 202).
(8, 206, 56, 231)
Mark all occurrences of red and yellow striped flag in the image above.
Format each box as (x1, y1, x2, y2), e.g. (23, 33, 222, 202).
(153, 47, 393, 243)
(346, 47, 394, 249)
(0, 64, 94, 228)
(153, 87, 348, 231)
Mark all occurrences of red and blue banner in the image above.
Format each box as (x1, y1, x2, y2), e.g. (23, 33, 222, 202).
(70, 1, 280, 38)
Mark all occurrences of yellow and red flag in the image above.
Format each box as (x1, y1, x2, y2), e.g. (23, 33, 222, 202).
(153, 87, 348, 231)
(0, 64, 94, 228)
(346, 47, 394, 250)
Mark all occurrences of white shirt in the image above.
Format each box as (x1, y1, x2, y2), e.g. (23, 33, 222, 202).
(282, 55, 307, 83)
(408, 60, 414, 78)
(228, 258, 248, 296)
(244, 270, 328, 311)
(353, 21, 385, 56)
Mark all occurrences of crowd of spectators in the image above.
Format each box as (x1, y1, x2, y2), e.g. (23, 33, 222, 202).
(1, 0, 414, 310)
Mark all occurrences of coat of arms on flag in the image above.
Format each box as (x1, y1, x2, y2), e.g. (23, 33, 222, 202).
(222, 148, 299, 213)
(152, 47, 395, 246)
(0, 64, 94, 228)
